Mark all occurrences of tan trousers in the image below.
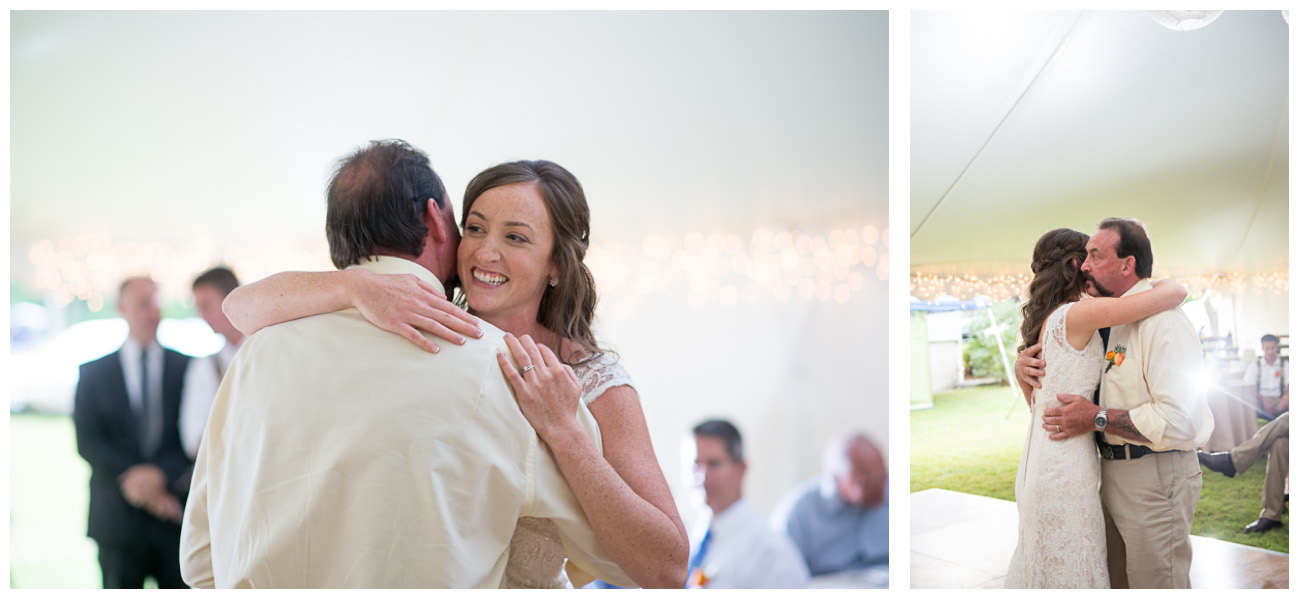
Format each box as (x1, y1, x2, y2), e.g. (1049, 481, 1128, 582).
(1230, 412, 1289, 520)
(1100, 449, 1200, 588)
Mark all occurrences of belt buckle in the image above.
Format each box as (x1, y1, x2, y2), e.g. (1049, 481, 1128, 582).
(1101, 446, 1115, 460)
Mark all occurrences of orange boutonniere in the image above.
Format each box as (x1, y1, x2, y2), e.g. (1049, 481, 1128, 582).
(1106, 345, 1126, 373)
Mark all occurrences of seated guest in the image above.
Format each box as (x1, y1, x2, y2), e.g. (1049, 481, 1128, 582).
(1198, 412, 1288, 534)
(686, 419, 809, 589)
(771, 433, 888, 576)
(1244, 334, 1288, 421)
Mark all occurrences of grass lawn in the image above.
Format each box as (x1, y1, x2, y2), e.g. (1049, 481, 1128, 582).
(911, 385, 1288, 554)
(10, 413, 102, 588)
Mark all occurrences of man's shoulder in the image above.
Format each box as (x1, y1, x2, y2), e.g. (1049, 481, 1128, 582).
(1135, 303, 1196, 334)
(80, 350, 120, 372)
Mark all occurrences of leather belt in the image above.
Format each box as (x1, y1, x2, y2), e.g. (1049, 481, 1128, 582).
(1097, 441, 1178, 461)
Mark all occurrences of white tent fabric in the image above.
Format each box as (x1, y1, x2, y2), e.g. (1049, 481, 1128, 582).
(911, 11, 1288, 286)
(11, 11, 889, 534)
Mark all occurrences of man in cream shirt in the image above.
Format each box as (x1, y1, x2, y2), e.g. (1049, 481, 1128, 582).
(180, 140, 631, 588)
(1019, 218, 1212, 589)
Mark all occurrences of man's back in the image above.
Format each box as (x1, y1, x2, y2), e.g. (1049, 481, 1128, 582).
(180, 259, 628, 588)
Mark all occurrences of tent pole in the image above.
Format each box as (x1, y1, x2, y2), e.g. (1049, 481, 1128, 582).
(986, 304, 1018, 399)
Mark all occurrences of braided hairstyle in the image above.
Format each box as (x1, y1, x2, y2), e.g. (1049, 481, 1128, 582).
(1018, 228, 1090, 353)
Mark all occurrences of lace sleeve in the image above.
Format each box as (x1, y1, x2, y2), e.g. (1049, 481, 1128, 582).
(1045, 302, 1086, 355)
(575, 353, 637, 406)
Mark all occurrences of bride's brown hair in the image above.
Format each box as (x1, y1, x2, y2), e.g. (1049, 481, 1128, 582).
(457, 160, 610, 366)
(1018, 228, 1090, 354)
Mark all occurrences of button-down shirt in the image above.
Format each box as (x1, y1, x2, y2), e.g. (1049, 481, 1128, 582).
(1099, 279, 1213, 451)
(1244, 356, 1288, 398)
(180, 256, 630, 588)
(771, 476, 888, 575)
(179, 339, 242, 458)
(689, 497, 809, 589)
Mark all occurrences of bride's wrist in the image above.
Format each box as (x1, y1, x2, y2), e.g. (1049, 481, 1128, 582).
(538, 417, 586, 449)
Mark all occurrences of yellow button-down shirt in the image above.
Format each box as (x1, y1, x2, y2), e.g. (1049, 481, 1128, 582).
(1099, 279, 1214, 451)
(180, 256, 631, 588)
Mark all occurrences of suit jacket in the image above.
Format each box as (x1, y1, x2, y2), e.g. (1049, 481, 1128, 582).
(73, 345, 192, 544)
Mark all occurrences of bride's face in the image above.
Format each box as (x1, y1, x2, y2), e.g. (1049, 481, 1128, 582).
(457, 182, 558, 321)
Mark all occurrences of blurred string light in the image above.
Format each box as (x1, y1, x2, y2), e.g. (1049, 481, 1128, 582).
(27, 224, 888, 313)
(588, 225, 887, 316)
(910, 271, 1288, 302)
(26, 234, 334, 311)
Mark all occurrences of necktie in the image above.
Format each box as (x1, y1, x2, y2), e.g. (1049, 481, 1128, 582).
(686, 528, 712, 588)
(1091, 327, 1111, 406)
(140, 347, 162, 457)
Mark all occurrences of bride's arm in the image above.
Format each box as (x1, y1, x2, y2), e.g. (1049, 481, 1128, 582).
(499, 335, 689, 589)
(223, 270, 481, 353)
(1067, 278, 1187, 335)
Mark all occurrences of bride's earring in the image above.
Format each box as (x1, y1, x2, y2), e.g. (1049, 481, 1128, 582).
(549, 277, 558, 287)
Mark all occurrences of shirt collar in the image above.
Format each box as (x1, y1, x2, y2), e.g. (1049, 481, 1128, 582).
(121, 336, 160, 357)
(708, 497, 754, 535)
(1118, 277, 1152, 299)
(346, 256, 447, 297)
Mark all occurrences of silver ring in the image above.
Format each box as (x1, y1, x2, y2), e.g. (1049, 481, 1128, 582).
(520, 364, 535, 374)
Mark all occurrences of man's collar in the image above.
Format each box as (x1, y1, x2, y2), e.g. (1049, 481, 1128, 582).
(347, 256, 446, 297)
(121, 336, 159, 355)
(1118, 278, 1152, 298)
(709, 496, 752, 532)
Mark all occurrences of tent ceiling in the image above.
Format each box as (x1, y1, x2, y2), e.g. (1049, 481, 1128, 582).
(11, 11, 888, 293)
(911, 10, 1288, 280)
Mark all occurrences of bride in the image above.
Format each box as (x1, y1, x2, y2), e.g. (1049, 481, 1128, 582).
(1003, 228, 1185, 588)
(222, 160, 689, 588)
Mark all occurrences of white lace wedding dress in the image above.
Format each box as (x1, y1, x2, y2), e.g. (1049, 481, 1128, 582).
(501, 353, 636, 588)
(1004, 303, 1109, 588)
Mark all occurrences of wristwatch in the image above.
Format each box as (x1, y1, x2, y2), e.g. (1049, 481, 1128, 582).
(1094, 409, 1108, 432)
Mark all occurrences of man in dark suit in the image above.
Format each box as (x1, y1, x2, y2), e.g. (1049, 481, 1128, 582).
(74, 276, 191, 588)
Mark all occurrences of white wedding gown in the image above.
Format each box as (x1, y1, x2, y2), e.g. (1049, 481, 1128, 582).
(501, 353, 636, 588)
(1004, 303, 1110, 588)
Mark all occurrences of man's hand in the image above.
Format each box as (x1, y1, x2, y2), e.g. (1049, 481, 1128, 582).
(142, 492, 183, 523)
(1042, 393, 1099, 440)
(1016, 343, 1045, 390)
(119, 464, 168, 507)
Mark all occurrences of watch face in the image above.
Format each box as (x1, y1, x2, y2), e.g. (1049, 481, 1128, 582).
(1094, 414, 1106, 428)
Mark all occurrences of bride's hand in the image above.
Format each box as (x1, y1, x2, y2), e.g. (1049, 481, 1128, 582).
(349, 269, 482, 353)
(497, 333, 582, 442)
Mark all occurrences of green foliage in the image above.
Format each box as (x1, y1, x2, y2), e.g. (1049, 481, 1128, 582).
(962, 300, 1023, 384)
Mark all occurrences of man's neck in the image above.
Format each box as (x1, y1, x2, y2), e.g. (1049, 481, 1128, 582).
(709, 495, 742, 518)
(129, 332, 156, 347)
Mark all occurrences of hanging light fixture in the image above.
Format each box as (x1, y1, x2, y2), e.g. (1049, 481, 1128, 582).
(1147, 10, 1225, 31)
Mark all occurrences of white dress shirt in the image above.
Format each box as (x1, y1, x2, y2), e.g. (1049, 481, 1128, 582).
(1244, 356, 1288, 398)
(180, 256, 631, 588)
(690, 497, 810, 589)
(179, 340, 242, 458)
(1099, 279, 1214, 451)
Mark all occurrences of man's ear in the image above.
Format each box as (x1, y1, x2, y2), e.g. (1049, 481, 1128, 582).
(424, 198, 448, 243)
(1120, 255, 1134, 275)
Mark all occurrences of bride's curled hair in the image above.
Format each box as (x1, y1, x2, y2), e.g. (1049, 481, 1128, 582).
(1018, 228, 1090, 354)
